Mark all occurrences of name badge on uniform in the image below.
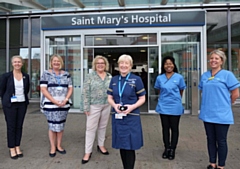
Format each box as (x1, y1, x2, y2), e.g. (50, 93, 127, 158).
(56, 86, 63, 91)
(115, 113, 123, 119)
(11, 96, 17, 102)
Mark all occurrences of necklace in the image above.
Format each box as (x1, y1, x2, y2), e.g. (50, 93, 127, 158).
(208, 69, 222, 80)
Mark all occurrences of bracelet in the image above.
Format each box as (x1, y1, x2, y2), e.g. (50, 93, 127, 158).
(65, 98, 69, 101)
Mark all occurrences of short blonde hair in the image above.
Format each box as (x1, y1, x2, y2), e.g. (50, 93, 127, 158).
(49, 54, 64, 69)
(92, 55, 109, 71)
(11, 55, 24, 64)
(209, 49, 226, 68)
(118, 54, 133, 67)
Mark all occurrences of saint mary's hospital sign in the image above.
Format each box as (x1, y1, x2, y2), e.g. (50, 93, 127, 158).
(41, 10, 205, 30)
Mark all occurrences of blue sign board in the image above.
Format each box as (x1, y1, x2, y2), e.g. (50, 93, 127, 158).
(41, 11, 205, 30)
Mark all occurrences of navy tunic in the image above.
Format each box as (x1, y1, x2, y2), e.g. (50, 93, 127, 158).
(107, 73, 146, 150)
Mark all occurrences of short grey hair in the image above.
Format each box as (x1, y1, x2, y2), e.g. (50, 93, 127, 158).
(118, 54, 133, 67)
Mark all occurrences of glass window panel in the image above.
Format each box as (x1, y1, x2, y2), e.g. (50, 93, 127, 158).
(0, 19, 6, 75)
(19, 48, 29, 73)
(85, 34, 157, 46)
(161, 33, 201, 111)
(148, 47, 159, 111)
(31, 18, 40, 47)
(231, 11, 240, 80)
(207, 12, 227, 70)
(31, 48, 41, 98)
(10, 18, 28, 48)
(9, 18, 29, 72)
(0, 2, 31, 10)
(35, 0, 75, 8)
(81, 0, 118, 7)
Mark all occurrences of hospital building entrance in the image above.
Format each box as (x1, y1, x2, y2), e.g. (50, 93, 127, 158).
(41, 10, 206, 114)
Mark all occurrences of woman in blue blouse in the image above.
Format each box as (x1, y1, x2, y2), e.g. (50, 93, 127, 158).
(199, 50, 240, 169)
(107, 54, 146, 169)
(154, 56, 186, 160)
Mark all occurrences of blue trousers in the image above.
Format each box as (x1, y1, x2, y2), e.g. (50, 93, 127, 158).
(3, 102, 27, 148)
(204, 122, 230, 167)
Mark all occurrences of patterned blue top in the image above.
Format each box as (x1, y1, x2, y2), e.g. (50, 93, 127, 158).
(40, 70, 73, 111)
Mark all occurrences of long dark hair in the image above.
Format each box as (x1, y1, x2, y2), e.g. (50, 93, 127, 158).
(160, 56, 178, 75)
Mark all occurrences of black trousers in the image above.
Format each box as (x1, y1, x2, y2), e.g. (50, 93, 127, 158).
(160, 114, 181, 149)
(3, 102, 27, 148)
(120, 149, 136, 169)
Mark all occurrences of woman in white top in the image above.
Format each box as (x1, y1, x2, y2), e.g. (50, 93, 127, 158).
(0, 55, 30, 159)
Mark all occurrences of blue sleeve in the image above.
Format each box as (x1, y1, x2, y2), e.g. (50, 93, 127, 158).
(40, 71, 48, 86)
(198, 75, 204, 90)
(136, 76, 146, 96)
(67, 72, 73, 86)
(154, 76, 160, 90)
(179, 75, 186, 90)
(226, 71, 240, 91)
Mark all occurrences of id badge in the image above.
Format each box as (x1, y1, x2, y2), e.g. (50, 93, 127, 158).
(115, 114, 123, 119)
(11, 96, 17, 102)
(56, 86, 63, 91)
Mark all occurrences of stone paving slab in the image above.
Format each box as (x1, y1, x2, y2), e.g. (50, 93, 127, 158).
(0, 104, 240, 169)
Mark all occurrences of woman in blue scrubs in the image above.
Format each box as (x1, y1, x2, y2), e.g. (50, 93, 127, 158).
(154, 56, 186, 160)
(107, 54, 146, 169)
(199, 50, 240, 169)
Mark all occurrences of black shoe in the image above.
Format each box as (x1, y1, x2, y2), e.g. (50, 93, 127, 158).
(17, 153, 23, 158)
(97, 145, 109, 155)
(82, 153, 92, 164)
(168, 149, 175, 160)
(207, 165, 217, 169)
(56, 148, 66, 154)
(162, 149, 169, 159)
(49, 152, 56, 157)
(9, 151, 18, 160)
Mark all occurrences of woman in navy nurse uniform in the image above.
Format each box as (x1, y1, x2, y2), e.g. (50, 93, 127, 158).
(154, 56, 186, 160)
(107, 54, 146, 169)
(199, 50, 239, 169)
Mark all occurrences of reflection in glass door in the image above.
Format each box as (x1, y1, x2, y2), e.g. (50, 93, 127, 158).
(148, 47, 159, 111)
(44, 35, 81, 108)
(161, 33, 201, 114)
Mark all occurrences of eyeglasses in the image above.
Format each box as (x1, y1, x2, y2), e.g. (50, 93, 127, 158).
(96, 62, 105, 65)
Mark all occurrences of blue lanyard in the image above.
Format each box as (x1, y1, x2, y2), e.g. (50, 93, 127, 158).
(118, 73, 131, 104)
(52, 69, 61, 86)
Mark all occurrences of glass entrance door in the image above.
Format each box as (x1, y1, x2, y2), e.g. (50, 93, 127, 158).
(161, 33, 201, 114)
(42, 29, 204, 113)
